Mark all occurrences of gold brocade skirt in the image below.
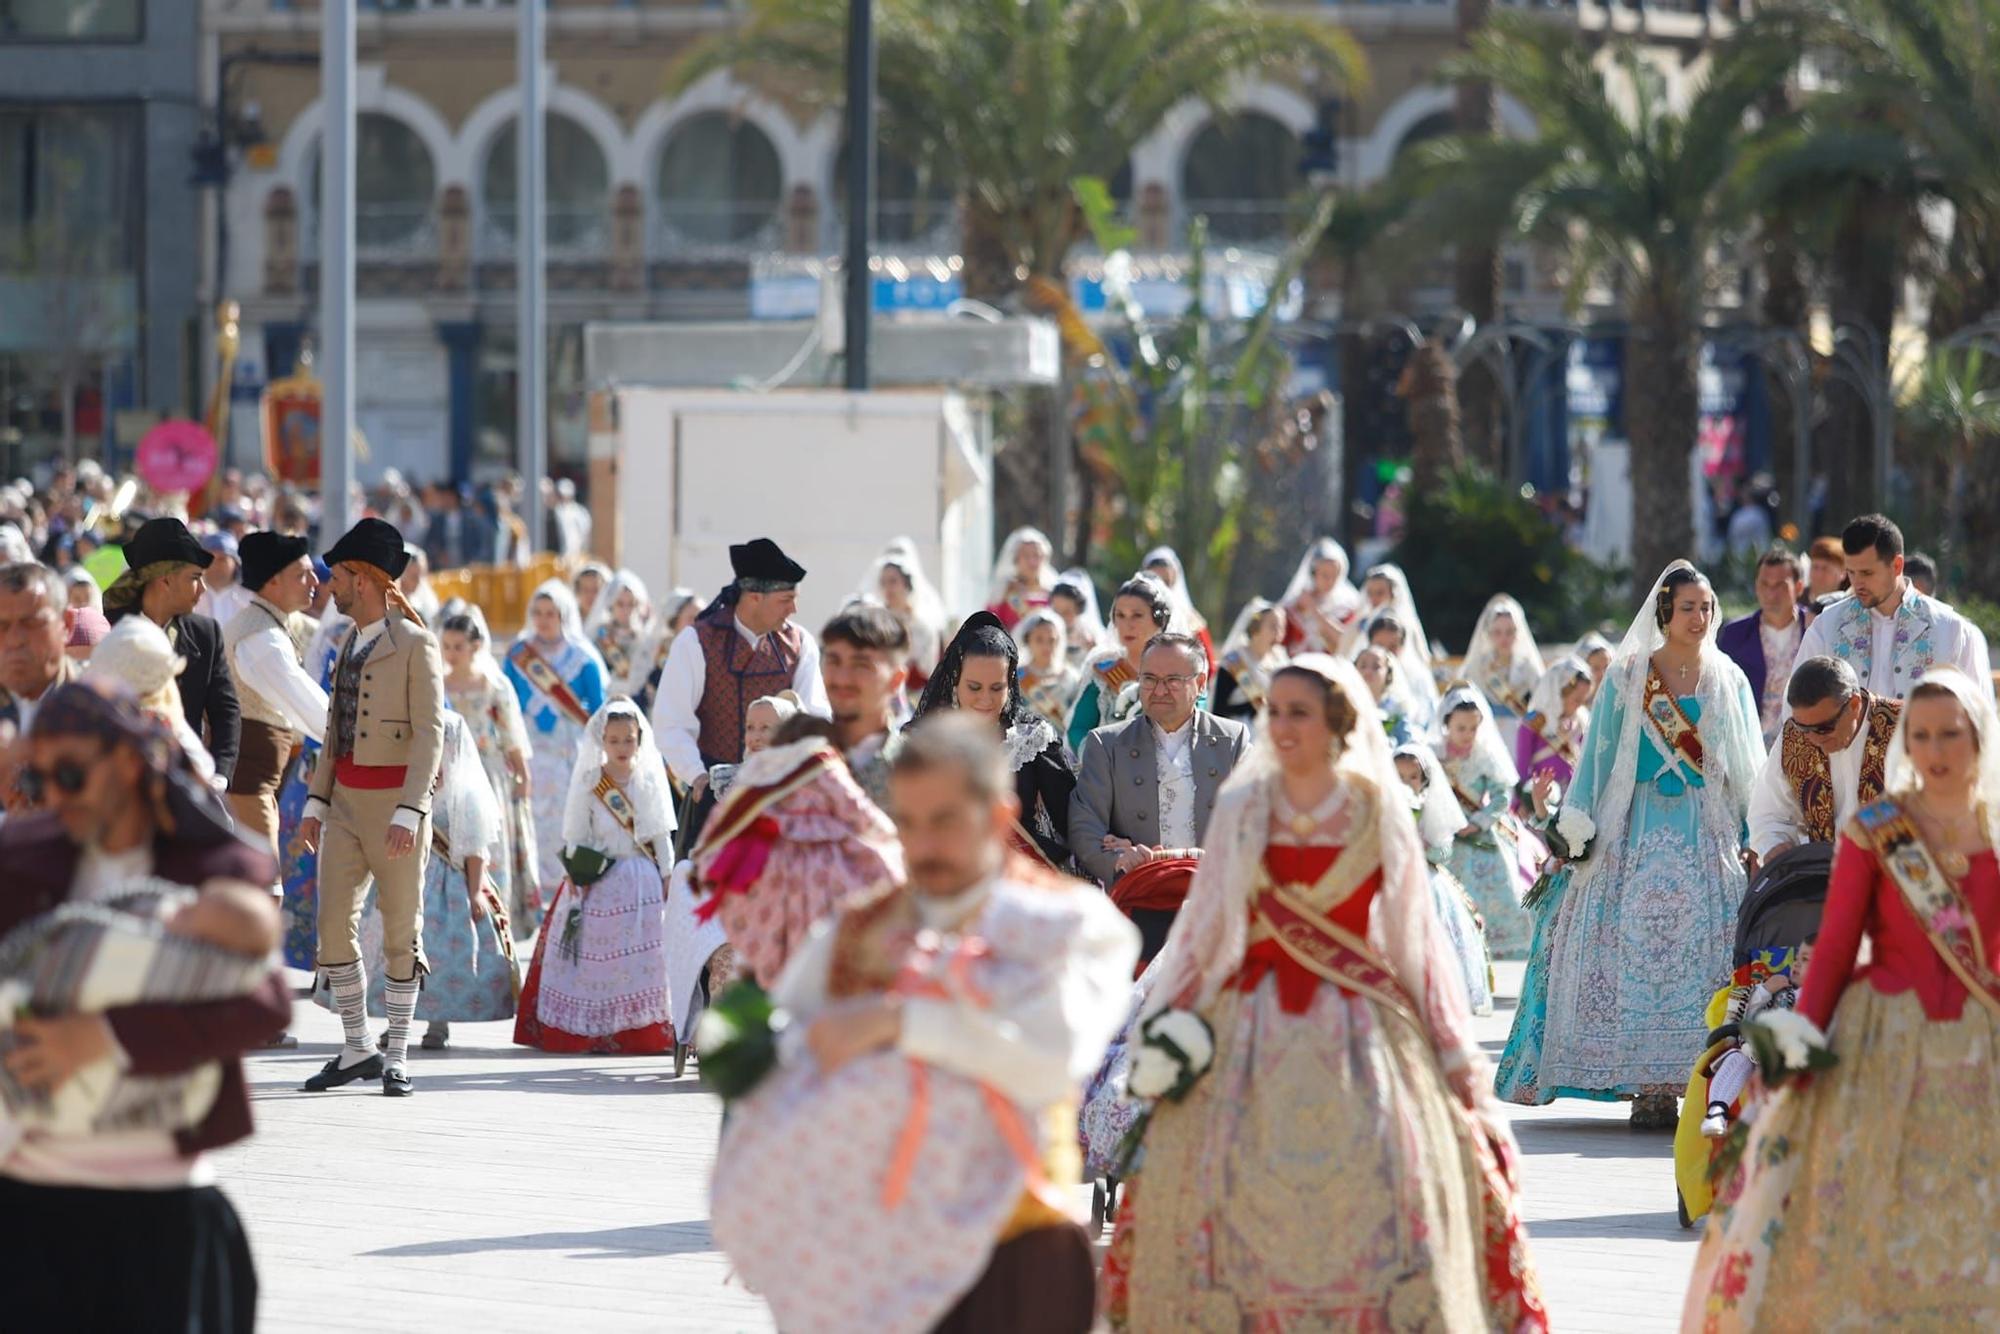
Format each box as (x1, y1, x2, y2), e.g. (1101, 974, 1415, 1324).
(1683, 985, 2000, 1333)
(1124, 976, 1487, 1332)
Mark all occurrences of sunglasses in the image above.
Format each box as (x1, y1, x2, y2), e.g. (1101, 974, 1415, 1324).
(19, 759, 90, 801)
(1793, 700, 1856, 736)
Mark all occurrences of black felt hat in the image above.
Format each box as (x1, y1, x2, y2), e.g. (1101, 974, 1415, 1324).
(324, 517, 411, 578)
(239, 531, 312, 595)
(729, 538, 806, 591)
(123, 517, 213, 572)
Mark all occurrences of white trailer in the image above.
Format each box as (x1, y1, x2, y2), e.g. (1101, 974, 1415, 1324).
(590, 387, 993, 629)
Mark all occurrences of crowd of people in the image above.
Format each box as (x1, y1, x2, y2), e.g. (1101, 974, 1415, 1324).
(3, 472, 1998, 1329)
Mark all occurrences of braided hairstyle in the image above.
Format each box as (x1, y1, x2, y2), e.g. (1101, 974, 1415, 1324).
(912, 609, 1035, 733)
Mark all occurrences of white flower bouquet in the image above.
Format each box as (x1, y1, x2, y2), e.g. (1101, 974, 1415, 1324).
(1546, 803, 1597, 863)
(1112, 1008, 1216, 1175)
(1745, 1009, 1838, 1085)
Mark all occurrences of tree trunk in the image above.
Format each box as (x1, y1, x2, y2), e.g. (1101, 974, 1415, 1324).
(1625, 283, 1702, 586)
(1453, 0, 1502, 473)
(1405, 336, 1463, 495)
(1758, 217, 1809, 527)
(1820, 183, 1901, 533)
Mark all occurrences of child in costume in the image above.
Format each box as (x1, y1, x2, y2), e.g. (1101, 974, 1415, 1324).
(1698, 941, 1813, 1137)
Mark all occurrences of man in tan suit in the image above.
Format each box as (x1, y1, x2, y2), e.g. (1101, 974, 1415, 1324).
(298, 519, 445, 1098)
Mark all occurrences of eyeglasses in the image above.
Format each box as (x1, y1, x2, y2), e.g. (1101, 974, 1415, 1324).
(1140, 673, 1199, 691)
(19, 759, 89, 801)
(1792, 701, 1855, 736)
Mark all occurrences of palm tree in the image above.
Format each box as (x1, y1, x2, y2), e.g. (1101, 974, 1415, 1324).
(671, 0, 1364, 303)
(1402, 17, 1791, 584)
(1903, 346, 2000, 591)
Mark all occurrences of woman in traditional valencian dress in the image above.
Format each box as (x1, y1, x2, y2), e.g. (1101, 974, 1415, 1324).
(440, 608, 541, 938)
(583, 568, 656, 702)
(1013, 608, 1081, 735)
(1396, 741, 1496, 1016)
(1067, 574, 1174, 752)
(571, 561, 611, 624)
(914, 611, 1079, 872)
(1499, 562, 1761, 1128)
(1462, 593, 1546, 754)
(515, 700, 677, 1054)
(1434, 685, 1543, 960)
(319, 712, 518, 1049)
(1575, 631, 1613, 701)
(1142, 546, 1216, 671)
(1051, 569, 1107, 674)
(1106, 655, 1545, 1330)
(1345, 562, 1436, 669)
(1682, 668, 2000, 1331)
(1514, 655, 1593, 805)
(1211, 599, 1288, 729)
(504, 580, 608, 915)
(985, 525, 1057, 632)
(859, 539, 947, 696)
(1357, 606, 1440, 728)
(1355, 644, 1417, 747)
(1279, 536, 1364, 656)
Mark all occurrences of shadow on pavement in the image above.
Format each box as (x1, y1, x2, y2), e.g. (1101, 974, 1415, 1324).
(363, 1219, 719, 1260)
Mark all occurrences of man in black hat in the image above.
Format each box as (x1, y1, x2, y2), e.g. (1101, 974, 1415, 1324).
(296, 518, 445, 1098)
(222, 532, 327, 884)
(103, 516, 242, 785)
(651, 537, 829, 798)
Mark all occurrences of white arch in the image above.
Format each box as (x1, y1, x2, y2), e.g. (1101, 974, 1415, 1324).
(273, 70, 458, 204)
(1130, 81, 1316, 191)
(1356, 84, 1537, 184)
(631, 71, 814, 228)
(459, 78, 634, 198)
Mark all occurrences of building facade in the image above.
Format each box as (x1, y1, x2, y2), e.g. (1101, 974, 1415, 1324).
(1, 0, 204, 474)
(209, 0, 1723, 490)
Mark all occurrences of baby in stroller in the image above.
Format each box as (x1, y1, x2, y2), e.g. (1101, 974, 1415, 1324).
(1698, 938, 1814, 1137)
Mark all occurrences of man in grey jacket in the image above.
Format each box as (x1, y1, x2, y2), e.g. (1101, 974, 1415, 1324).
(1069, 632, 1249, 889)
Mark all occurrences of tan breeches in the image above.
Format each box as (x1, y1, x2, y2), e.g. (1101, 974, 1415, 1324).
(315, 783, 429, 981)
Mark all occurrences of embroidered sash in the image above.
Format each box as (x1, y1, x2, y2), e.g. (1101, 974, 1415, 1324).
(1641, 667, 1705, 786)
(1780, 696, 1899, 844)
(595, 626, 632, 683)
(1523, 711, 1578, 768)
(1857, 799, 2000, 1020)
(1095, 656, 1136, 695)
(593, 773, 658, 869)
(507, 640, 592, 727)
(1250, 883, 1420, 1029)
(1484, 672, 1529, 718)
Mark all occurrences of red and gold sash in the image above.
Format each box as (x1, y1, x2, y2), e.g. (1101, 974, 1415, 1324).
(1779, 695, 1900, 844)
(1484, 672, 1530, 718)
(507, 640, 592, 727)
(1095, 655, 1136, 695)
(1251, 882, 1420, 1029)
(593, 772, 658, 869)
(594, 626, 632, 683)
(1858, 798, 2000, 1020)
(1641, 667, 1705, 784)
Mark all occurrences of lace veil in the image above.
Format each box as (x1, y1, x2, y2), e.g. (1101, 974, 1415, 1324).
(561, 698, 678, 852)
(1460, 594, 1547, 688)
(1882, 666, 2000, 845)
(436, 710, 503, 866)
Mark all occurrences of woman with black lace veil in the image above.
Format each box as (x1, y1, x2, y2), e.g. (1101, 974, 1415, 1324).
(911, 610, 1079, 873)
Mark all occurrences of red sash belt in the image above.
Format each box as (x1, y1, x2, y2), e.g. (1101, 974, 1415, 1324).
(334, 757, 409, 790)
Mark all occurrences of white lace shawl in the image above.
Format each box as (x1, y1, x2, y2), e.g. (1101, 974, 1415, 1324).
(1460, 594, 1547, 692)
(436, 711, 502, 867)
(561, 698, 677, 853)
(1882, 667, 2000, 844)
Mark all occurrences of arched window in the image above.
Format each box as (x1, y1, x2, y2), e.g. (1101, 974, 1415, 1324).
(481, 113, 611, 247)
(655, 112, 783, 247)
(1180, 112, 1299, 245)
(308, 113, 437, 249)
(832, 140, 954, 247)
(1393, 111, 1455, 166)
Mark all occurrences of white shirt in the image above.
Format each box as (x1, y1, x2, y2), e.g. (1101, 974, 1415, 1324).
(653, 615, 831, 785)
(770, 874, 1140, 1107)
(1153, 715, 1199, 850)
(230, 603, 329, 743)
(1748, 719, 1871, 857)
(303, 618, 417, 832)
(195, 581, 251, 629)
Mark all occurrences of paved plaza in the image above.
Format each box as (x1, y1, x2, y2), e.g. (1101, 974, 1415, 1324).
(223, 963, 1700, 1332)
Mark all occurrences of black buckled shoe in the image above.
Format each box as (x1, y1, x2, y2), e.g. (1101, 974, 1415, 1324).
(303, 1053, 383, 1091)
(381, 1065, 414, 1097)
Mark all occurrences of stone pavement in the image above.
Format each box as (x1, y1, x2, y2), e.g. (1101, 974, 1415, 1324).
(223, 963, 1699, 1332)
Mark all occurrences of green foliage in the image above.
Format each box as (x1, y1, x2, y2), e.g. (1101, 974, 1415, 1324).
(1080, 188, 1338, 623)
(1389, 466, 1627, 652)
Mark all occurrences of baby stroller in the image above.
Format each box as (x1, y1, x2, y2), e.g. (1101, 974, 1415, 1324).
(1672, 842, 1834, 1227)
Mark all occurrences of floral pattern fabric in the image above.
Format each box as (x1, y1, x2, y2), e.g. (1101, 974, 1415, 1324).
(447, 677, 542, 939)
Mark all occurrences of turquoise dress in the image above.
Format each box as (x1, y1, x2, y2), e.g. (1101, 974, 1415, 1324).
(1496, 671, 1755, 1103)
(1438, 746, 1540, 960)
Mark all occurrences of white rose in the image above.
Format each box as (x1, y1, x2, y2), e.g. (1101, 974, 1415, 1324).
(1147, 1009, 1215, 1077)
(1555, 804, 1597, 849)
(1126, 1042, 1181, 1100)
(0, 979, 28, 1026)
(692, 1006, 733, 1055)
(1753, 1009, 1827, 1072)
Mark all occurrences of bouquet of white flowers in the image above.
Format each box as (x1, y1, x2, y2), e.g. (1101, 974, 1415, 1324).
(1112, 1008, 1216, 1174)
(1745, 1009, 1838, 1085)
(1546, 803, 1597, 863)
